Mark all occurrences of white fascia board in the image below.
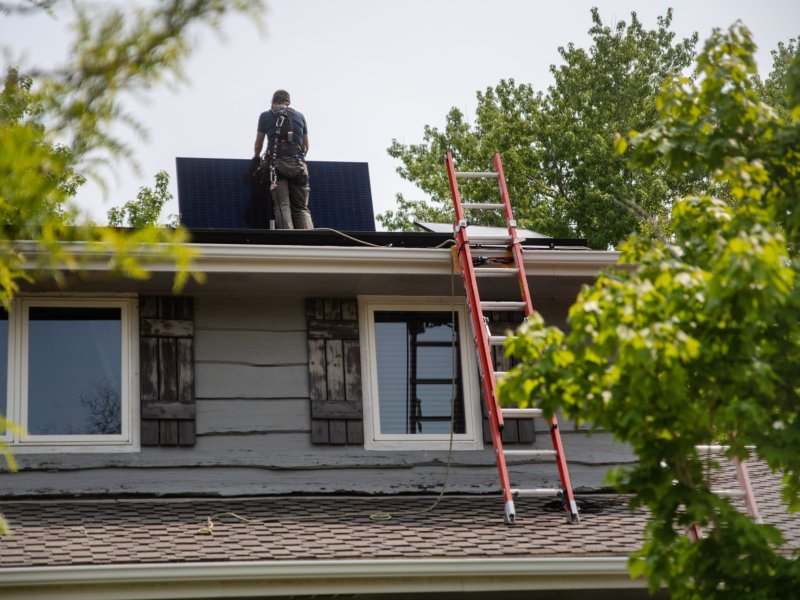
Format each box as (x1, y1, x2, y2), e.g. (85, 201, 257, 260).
(16, 241, 623, 277)
(0, 557, 642, 600)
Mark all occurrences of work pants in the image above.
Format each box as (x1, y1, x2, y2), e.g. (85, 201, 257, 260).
(271, 158, 314, 229)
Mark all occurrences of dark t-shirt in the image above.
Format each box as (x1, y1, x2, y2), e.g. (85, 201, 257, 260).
(257, 107, 308, 148)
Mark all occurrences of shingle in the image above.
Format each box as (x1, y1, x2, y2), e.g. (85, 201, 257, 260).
(0, 460, 793, 569)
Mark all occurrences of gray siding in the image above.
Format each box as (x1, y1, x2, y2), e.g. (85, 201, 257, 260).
(1, 295, 633, 497)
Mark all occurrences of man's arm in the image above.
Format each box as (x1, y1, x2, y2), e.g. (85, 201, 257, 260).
(253, 131, 265, 157)
(302, 133, 309, 155)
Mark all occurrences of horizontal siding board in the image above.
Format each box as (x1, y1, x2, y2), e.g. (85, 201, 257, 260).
(195, 363, 308, 399)
(194, 330, 306, 365)
(0, 462, 612, 496)
(195, 297, 306, 331)
(196, 399, 310, 434)
(10, 432, 634, 471)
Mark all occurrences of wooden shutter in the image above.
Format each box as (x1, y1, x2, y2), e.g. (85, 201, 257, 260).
(139, 296, 196, 446)
(482, 311, 535, 445)
(306, 298, 363, 445)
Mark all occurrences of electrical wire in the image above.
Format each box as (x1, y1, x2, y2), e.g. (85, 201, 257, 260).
(309, 227, 456, 249)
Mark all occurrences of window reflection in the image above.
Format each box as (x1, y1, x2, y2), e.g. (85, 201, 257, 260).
(374, 311, 465, 435)
(27, 307, 122, 435)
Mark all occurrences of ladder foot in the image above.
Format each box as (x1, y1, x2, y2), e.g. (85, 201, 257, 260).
(504, 500, 516, 526)
(566, 498, 580, 524)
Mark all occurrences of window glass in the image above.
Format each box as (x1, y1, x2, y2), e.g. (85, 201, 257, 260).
(374, 311, 465, 435)
(27, 307, 122, 435)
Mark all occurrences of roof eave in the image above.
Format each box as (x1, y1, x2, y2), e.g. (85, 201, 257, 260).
(17, 241, 624, 278)
(0, 557, 642, 599)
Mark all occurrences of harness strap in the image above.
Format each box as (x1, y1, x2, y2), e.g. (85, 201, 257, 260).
(265, 107, 304, 189)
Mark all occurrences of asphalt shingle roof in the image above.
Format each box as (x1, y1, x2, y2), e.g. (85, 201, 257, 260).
(0, 460, 795, 568)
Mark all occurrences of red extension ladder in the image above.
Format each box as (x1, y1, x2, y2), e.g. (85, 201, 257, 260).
(687, 444, 762, 541)
(445, 151, 580, 525)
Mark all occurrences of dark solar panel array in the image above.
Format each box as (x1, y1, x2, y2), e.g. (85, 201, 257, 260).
(176, 157, 375, 231)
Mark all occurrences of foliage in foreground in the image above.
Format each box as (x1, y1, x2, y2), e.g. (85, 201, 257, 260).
(501, 25, 800, 599)
(1, 1, 265, 307)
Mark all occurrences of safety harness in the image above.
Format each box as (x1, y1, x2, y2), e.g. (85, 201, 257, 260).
(267, 107, 305, 190)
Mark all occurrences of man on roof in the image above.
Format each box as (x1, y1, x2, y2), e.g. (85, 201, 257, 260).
(253, 89, 314, 229)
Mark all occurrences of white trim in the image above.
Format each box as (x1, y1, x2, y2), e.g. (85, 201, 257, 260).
(3, 296, 139, 454)
(15, 240, 623, 277)
(0, 557, 642, 599)
(359, 296, 483, 451)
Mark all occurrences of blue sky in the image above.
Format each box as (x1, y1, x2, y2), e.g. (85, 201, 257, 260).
(2, 0, 798, 227)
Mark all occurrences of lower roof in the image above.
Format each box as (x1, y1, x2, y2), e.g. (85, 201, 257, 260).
(0, 459, 795, 599)
(0, 494, 646, 598)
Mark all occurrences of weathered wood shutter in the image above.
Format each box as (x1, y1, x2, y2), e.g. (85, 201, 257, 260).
(139, 296, 196, 446)
(306, 298, 364, 445)
(482, 311, 534, 445)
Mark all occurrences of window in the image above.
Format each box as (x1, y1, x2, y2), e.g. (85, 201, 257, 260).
(360, 297, 482, 450)
(1, 297, 138, 452)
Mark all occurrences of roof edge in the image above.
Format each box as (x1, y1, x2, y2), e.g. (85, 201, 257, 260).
(0, 557, 642, 599)
(16, 241, 623, 278)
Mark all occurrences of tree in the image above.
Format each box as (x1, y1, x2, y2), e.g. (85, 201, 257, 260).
(0, 0, 265, 307)
(501, 24, 800, 598)
(755, 37, 799, 118)
(0, 0, 265, 535)
(107, 170, 176, 228)
(381, 9, 700, 249)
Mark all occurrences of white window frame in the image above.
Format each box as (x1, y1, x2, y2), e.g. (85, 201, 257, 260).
(359, 296, 483, 451)
(1, 295, 139, 453)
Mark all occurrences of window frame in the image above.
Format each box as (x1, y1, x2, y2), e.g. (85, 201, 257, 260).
(1, 295, 139, 453)
(359, 296, 483, 451)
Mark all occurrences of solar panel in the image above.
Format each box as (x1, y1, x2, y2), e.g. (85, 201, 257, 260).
(176, 157, 375, 231)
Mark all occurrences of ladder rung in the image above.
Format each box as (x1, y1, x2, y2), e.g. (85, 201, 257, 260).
(511, 488, 562, 497)
(475, 267, 519, 277)
(455, 171, 499, 179)
(489, 335, 508, 345)
(696, 445, 730, 452)
(503, 449, 557, 457)
(494, 371, 507, 380)
(462, 202, 505, 210)
(482, 301, 526, 311)
(712, 489, 746, 497)
(501, 408, 543, 418)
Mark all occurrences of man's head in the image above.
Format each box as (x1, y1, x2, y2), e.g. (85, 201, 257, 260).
(271, 89, 291, 106)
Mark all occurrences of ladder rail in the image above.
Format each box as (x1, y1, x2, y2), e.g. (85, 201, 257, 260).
(445, 150, 580, 525)
(445, 152, 514, 515)
(493, 153, 534, 317)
